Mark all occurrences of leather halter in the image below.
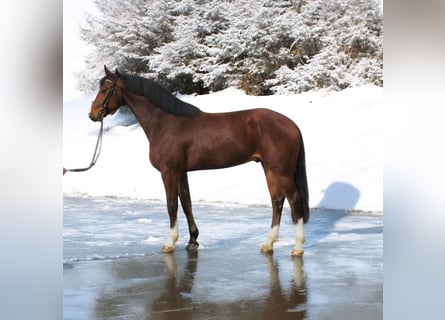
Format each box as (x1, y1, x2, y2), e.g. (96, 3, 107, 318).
(100, 79, 116, 117)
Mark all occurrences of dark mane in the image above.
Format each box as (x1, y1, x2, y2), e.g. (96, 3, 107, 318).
(118, 74, 202, 117)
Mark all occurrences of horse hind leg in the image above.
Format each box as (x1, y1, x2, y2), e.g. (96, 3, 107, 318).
(260, 197, 285, 253)
(291, 215, 305, 256)
(275, 175, 306, 256)
(260, 169, 285, 253)
(287, 187, 306, 256)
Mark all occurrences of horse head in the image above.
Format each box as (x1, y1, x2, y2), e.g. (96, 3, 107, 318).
(89, 65, 124, 122)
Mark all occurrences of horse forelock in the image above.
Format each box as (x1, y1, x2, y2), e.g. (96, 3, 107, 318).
(119, 73, 202, 117)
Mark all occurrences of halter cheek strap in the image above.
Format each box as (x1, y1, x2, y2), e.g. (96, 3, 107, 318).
(101, 79, 117, 116)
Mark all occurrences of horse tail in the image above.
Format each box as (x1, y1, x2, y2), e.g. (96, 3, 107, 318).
(295, 129, 310, 223)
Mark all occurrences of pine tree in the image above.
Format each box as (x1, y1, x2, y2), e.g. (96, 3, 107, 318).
(76, 0, 383, 95)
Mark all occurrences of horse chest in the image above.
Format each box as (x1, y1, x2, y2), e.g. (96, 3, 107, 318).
(149, 141, 186, 170)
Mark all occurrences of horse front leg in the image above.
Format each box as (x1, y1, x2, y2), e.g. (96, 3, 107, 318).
(161, 170, 180, 253)
(178, 172, 199, 250)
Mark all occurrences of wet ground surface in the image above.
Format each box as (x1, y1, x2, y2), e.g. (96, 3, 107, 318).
(63, 196, 382, 320)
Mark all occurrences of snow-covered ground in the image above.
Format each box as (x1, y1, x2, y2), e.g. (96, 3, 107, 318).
(63, 84, 382, 212)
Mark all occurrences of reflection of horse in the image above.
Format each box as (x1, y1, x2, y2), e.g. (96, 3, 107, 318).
(263, 255, 307, 320)
(150, 252, 198, 319)
(89, 66, 309, 255)
(92, 252, 308, 319)
(151, 253, 307, 320)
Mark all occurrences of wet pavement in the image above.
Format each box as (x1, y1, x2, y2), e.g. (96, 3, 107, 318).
(63, 196, 382, 319)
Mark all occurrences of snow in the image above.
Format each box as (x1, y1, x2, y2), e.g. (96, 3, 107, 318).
(63, 84, 382, 213)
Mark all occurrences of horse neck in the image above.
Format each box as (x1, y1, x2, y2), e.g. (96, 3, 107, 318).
(122, 91, 165, 142)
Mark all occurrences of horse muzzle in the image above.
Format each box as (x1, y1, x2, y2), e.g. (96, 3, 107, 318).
(89, 112, 103, 122)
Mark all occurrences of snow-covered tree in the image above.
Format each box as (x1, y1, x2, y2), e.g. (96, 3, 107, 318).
(76, 0, 383, 95)
(77, 0, 175, 91)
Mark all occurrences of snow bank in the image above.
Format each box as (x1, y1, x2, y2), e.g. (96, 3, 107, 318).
(63, 85, 382, 212)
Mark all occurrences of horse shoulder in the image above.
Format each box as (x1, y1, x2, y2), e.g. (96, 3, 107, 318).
(148, 116, 197, 171)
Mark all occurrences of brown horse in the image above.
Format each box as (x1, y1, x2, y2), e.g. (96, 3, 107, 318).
(89, 66, 309, 256)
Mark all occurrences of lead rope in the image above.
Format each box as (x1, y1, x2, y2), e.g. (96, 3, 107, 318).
(64, 119, 104, 174)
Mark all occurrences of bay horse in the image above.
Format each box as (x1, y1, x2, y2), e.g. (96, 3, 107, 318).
(89, 66, 309, 256)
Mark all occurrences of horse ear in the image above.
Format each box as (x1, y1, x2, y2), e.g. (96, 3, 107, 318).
(104, 65, 114, 80)
(115, 68, 120, 77)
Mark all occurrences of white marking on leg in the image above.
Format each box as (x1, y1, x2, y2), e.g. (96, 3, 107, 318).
(164, 220, 179, 248)
(292, 218, 305, 255)
(268, 225, 280, 242)
(260, 225, 279, 252)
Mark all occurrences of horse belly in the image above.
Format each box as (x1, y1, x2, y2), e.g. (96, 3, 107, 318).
(187, 134, 253, 171)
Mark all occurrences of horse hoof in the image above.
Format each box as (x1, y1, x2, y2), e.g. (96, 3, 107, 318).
(260, 244, 273, 253)
(162, 245, 175, 253)
(291, 249, 304, 256)
(186, 242, 199, 251)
